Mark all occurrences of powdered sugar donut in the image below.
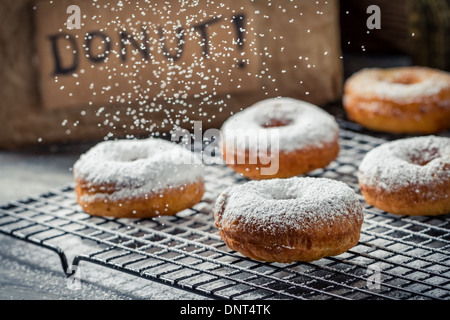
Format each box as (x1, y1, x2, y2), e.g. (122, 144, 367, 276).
(344, 67, 450, 134)
(214, 177, 364, 263)
(358, 136, 450, 216)
(73, 138, 204, 218)
(220, 97, 340, 179)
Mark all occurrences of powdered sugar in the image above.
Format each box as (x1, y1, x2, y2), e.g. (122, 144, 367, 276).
(73, 138, 204, 201)
(214, 177, 363, 234)
(220, 97, 339, 152)
(358, 136, 450, 191)
(346, 67, 450, 103)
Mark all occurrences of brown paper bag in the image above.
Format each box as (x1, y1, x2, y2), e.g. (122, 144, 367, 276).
(0, 0, 343, 148)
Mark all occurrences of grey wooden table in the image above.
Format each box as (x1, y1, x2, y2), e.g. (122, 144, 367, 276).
(0, 144, 206, 300)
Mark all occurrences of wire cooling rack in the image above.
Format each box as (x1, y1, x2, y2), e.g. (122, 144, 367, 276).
(1, 126, 449, 300)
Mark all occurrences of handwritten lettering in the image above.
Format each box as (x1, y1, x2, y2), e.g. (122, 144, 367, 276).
(48, 14, 247, 76)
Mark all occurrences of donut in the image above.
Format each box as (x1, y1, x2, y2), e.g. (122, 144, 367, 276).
(343, 66, 450, 134)
(214, 177, 364, 263)
(220, 97, 340, 180)
(358, 136, 450, 216)
(73, 138, 205, 218)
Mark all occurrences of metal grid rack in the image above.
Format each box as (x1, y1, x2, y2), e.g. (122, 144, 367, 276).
(1, 126, 450, 300)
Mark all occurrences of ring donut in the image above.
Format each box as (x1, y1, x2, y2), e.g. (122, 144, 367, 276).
(344, 67, 450, 134)
(220, 97, 340, 179)
(214, 177, 364, 263)
(73, 138, 205, 218)
(358, 136, 450, 216)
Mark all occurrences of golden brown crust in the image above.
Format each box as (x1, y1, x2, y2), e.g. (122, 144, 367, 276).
(222, 137, 340, 180)
(343, 94, 450, 134)
(343, 67, 450, 134)
(217, 220, 361, 263)
(75, 180, 205, 218)
(359, 182, 450, 216)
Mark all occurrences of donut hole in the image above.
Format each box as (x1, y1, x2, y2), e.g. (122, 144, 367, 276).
(384, 74, 423, 85)
(261, 118, 293, 128)
(408, 148, 440, 166)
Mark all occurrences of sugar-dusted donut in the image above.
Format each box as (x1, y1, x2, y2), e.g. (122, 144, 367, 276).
(358, 136, 450, 216)
(220, 97, 340, 179)
(343, 66, 450, 134)
(214, 177, 364, 263)
(73, 138, 204, 218)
